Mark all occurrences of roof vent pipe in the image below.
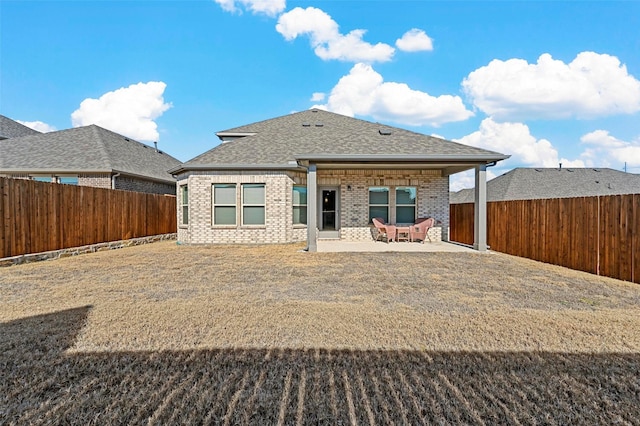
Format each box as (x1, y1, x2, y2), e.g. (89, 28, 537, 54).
(559, 163, 562, 170)
(154, 141, 159, 152)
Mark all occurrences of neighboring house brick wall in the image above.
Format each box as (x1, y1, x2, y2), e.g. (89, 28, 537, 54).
(114, 175, 176, 195)
(178, 168, 449, 245)
(78, 174, 111, 189)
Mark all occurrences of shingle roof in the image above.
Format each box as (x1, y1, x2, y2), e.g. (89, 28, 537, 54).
(450, 167, 640, 203)
(0, 115, 41, 139)
(0, 125, 180, 183)
(180, 109, 507, 169)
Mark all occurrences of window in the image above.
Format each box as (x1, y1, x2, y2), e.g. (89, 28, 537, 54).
(369, 187, 389, 223)
(31, 176, 53, 183)
(57, 176, 78, 185)
(180, 185, 189, 225)
(242, 184, 265, 225)
(396, 187, 417, 223)
(292, 185, 307, 225)
(213, 184, 236, 225)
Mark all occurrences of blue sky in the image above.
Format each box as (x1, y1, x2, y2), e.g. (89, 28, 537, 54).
(2, 0, 639, 189)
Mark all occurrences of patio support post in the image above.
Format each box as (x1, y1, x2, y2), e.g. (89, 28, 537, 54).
(474, 163, 488, 252)
(306, 163, 318, 252)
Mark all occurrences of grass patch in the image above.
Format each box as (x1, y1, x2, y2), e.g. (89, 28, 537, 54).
(2, 242, 640, 423)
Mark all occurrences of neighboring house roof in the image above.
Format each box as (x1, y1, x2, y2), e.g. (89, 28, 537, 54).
(0, 125, 181, 183)
(0, 115, 41, 139)
(173, 109, 508, 173)
(450, 167, 640, 203)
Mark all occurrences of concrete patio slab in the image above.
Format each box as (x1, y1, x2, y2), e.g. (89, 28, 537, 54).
(316, 240, 479, 253)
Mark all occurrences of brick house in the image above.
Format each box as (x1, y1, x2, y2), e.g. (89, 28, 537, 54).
(0, 124, 180, 195)
(170, 109, 508, 251)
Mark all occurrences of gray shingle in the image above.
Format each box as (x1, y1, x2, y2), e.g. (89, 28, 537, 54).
(450, 167, 640, 203)
(183, 109, 506, 167)
(0, 115, 41, 139)
(0, 125, 180, 182)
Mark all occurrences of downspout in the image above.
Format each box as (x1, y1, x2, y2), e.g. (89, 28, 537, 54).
(111, 172, 121, 190)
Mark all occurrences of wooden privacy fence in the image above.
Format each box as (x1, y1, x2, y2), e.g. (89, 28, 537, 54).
(1, 178, 177, 258)
(450, 194, 640, 284)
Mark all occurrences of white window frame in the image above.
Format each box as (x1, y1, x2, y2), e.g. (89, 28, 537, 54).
(241, 183, 266, 226)
(213, 184, 237, 226)
(395, 186, 417, 224)
(292, 185, 307, 225)
(368, 186, 390, 223)
(180, 185, 189, 225)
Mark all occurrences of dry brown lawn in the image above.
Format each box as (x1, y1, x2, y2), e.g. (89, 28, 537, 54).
(2, 241, 640, 424)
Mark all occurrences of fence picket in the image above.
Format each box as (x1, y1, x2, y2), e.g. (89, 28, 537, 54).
(0, 178, 176, 258)
(451, 194, 639, 284)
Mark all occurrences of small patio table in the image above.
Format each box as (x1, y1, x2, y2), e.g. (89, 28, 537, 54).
(395, 226, 411, 242)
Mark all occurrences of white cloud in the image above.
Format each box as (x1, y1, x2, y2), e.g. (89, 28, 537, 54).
(71, 81, 171, 142)
(396, 29, 433, 52)
(310, 92, 325, 102)
(318, 63, 473, 126)
(580, 130, 640, 168)
(463, 52, 640, 120)
(276, 7, 395, 63)
(450, 169, 498, 192)
(16, 120, 56, 133)
(455, 117, 584, 169)
(213, 0, 285, 16)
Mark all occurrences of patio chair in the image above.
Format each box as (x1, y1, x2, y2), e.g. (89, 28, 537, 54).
(372, 217, 396, 243)
(409, 217, 435, 243)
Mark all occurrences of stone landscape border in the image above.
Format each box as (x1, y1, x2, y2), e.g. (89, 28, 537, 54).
(0, 233, 176, 267)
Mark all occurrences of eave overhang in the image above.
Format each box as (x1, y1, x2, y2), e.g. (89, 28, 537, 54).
(170, 154, 510, 176)
(168, 163, 305, 175)
(0, 168, 176, 184)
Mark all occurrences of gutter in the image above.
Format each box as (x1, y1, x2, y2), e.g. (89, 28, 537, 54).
(111, 172, 121, 189)
(168, 163, 305, 175)
(293, 154, 511, 163)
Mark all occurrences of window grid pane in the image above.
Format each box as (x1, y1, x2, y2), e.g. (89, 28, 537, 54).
(396, 187, 416, 205)
(396, 206, 416, 223)
(293, 206, 307, 225)
(243, 184, 265, 205)
(214, 185, 236, 205)
(369, 206, 389, 223)
(293, 186, 307, 205)
(243, 206, 265, 225)
(369, 187, 389, 204)
(214, 206, 236, 225)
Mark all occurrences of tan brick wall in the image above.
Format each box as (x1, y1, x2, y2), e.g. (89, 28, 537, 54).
(177, 168, 450, 245)
(78, 174, 111, 189)
(176, 171, 307, 244)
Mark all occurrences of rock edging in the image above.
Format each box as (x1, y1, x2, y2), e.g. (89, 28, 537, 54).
(0, 233, 177, 267)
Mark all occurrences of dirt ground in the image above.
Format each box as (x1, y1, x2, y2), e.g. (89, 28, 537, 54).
(2, 241, 640, 424)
